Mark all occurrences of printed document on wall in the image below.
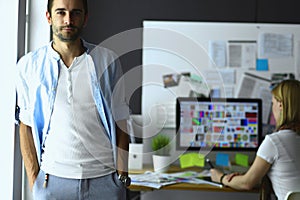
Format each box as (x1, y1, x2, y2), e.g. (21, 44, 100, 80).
(227, 41, 256, 69)
(296, 41, 300, 79)
(208, 40, 227, 67)
(258, 33, 293, 58)
(236, 73, 271, 124)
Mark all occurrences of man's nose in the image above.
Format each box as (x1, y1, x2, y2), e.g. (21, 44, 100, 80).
(64, 13, 73, 25)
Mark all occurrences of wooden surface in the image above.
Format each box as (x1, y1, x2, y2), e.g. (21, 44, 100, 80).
(128, 165, 259, 193)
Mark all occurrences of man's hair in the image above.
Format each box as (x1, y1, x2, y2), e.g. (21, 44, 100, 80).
(47, 0, 88, 15)
(272, 79, 300, 133)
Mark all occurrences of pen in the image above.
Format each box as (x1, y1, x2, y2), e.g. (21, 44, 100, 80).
(206, 158, 214, 169)
(203, 179, 223, 188)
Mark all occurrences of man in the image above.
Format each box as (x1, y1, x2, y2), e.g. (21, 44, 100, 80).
(16, 0, 130, 199)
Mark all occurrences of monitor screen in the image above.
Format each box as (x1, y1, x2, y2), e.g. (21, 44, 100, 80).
(176, 97, 262, 151)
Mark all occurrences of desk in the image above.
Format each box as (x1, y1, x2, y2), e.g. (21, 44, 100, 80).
(129, 181, 237, 192)
(129, 165, 259, 193)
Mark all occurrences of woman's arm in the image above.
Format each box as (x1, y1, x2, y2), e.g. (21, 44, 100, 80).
(211, 156, 271, 190)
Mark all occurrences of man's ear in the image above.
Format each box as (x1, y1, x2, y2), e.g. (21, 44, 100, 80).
(83, 14, 88, 27)
(46, 11, 52, 25)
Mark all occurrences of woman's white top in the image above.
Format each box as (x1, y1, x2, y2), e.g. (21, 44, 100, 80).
(257, 129, 300, 200)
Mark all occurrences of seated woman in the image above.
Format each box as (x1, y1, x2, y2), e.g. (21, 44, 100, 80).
(210, 79, 300, 200)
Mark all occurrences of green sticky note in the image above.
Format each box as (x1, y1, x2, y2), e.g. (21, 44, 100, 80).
(190, 74, 202, 82)
(180, 172, 195, 177)
(179, 153, 205, 168)
(179, 154, 194, 168)
(192, 153, 205, 167)
(235, 153, 249, 167)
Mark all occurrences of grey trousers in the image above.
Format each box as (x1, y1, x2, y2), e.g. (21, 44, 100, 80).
(33, 170, 126, 200)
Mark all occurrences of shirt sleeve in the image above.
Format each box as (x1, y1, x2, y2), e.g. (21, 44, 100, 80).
(257, 135, 278, 164)
(110, 58, 130, 122)
(89, 45, 130, 122)
(16, 55, 33, 127)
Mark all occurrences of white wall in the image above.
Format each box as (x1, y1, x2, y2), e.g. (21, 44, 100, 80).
(28, 0, 50, 52)
(0, 0, 19, 199)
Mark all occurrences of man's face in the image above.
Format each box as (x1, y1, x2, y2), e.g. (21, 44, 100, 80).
(46, 0, 87, 42)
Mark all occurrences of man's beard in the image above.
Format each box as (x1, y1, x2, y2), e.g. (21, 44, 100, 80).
(52, 25, 83, 42)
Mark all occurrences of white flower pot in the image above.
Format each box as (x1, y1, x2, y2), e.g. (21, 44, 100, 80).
(152, 155, 171, 173)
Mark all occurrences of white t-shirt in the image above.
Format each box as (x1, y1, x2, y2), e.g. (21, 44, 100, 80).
(41, 53, 115, 179)
(257, 129, 300, 200)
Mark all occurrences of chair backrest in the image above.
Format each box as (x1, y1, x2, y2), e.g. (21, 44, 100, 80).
(260, 176, 277, 200)
(284, 191, 300, 200)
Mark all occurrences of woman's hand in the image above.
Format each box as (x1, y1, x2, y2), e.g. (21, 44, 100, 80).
(226, 172, 241, 182)
(210, 168, 241, 184)
(210, 168, 224, 183)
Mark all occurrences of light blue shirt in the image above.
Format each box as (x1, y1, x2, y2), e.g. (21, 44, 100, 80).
(16, 40, 129, 166)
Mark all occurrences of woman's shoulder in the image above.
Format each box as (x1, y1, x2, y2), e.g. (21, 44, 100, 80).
(266, 129, 296, 143)
(269, 129, 295, 136)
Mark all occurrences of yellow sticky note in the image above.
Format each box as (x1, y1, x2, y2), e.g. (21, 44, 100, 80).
(179, 154, 194, 168)
(179, 153, 205, 168)
(235, 153, 249, 167)
(192, 153, 205, 167)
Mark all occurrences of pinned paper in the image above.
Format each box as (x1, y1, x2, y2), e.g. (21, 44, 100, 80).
(235, 153, 249, 167)
(179, 153, 205, 168)
(216, 153, 230, 167)
(256, 59, 269, 71)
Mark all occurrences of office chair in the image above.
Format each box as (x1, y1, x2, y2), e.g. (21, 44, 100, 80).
(259, 176, 277, 200)
(284, 191, 300, 200)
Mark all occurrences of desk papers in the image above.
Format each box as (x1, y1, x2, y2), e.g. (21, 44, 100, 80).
(130, 170, 222, 189)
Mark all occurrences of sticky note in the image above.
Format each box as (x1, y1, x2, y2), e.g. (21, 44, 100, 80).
(216, 153, 230, 167)
(179, 154, 194, 168)
(235, 153, 249, 167)
(190, 74, 202, 82)
(179, 153, 205, 168)
(193, 153, 205, 167)
(256, 59, 269, 71)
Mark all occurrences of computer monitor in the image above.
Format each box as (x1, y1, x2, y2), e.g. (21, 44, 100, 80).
(176, 97, 262, 151)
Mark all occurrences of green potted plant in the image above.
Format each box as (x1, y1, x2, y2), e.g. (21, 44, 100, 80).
(151, 133, 171, 172)
(151, 133, 171, 156)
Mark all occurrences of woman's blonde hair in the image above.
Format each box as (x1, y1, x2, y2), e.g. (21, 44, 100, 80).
(272, 79, 300, 134)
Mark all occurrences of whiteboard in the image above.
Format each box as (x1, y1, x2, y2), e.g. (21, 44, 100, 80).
(142, 21, 300, 113)
(142, 21, 300, 125)
(141, 21, 300, 161)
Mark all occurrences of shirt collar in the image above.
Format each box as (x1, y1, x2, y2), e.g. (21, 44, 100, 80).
(47, 39, 91, 60)
(48, 41, 60, 61)
(81, 39, 92, 54)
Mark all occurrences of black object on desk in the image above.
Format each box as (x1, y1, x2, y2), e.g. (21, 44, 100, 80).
(206, 158, 214, 169)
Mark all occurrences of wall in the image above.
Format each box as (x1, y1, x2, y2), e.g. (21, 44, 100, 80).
(81, 0, 300, 114)
(21, 1, 50, 199)
(0, 1, 19, 199)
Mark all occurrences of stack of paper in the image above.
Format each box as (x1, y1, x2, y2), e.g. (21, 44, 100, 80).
(130, 170, 222, 189)
(130, 171, 178, 189)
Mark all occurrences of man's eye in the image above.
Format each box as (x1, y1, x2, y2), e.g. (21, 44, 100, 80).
(56, 11, 65, 15)
(72, 11, 82, 16)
